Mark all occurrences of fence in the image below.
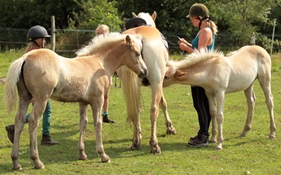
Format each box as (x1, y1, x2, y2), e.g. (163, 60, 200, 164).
(1, 28, 280, 55)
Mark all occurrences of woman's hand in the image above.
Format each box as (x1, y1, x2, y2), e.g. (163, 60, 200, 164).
(178, 38, 193, 53)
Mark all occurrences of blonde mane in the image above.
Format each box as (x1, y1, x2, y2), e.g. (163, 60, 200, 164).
(176, 49, 224, 69)
(75, 32, 123, 56)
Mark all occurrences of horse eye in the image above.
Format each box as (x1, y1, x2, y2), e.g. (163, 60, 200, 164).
(136, 53, 141, 57)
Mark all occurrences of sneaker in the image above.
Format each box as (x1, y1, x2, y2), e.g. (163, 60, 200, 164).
(41, 134, 59, 146)
(5, 124, 15, 143)
(187, 134, 209, 148)
(102, 114, 115, 123)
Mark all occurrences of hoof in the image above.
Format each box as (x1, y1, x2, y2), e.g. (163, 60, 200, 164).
(215, 145, 223, 150)
(34, 162, 45, 169)
(130, 144, 141, 150)
(166, 128, 176, 135)
(101, 154, 110, 163)
(269, 135, 276, 140)
(13, 165, 22, 171)
(79, 151, 88, 160)
(239, 133, 246, 137)
(151, 146, 161, 154)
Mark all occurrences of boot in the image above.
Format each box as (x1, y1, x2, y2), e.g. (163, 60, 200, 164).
(5, 124, 15, 143)
(187, 134, 209, 148)
(102, 114, 115, 123)
(41, 134, 59, 146)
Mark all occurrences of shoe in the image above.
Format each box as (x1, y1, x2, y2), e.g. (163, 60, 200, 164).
(102, 114, 115, 123)
(187, 134, 209, 148)
(41, 134, 59, 146)
(5, 124, 15, 143)
(189, 135, 198, 141)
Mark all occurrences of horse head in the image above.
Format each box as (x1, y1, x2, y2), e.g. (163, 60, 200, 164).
(123, 34, 148, 78)
(132, 11, 157, 28)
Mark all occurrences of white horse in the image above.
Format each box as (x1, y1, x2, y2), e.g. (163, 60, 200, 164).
(164, 45, 276, 149)
(118, 22, 176, 154)
(132, 11, 157, 27)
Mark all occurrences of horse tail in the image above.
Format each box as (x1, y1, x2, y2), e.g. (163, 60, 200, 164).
(118, 66, 141, 124)
(5, 56, 26, 113)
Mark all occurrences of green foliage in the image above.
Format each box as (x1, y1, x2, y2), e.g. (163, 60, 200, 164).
(0, 0, 79, 29)
(70, 0, 122, 32)
(207, 0, 274, 45)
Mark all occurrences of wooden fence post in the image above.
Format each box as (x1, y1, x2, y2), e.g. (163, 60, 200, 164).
(51, 16, 56, 51)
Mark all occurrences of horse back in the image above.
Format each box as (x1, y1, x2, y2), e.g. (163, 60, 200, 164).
(123, 26, 162, 41)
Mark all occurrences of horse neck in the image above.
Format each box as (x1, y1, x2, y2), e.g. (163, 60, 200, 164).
(100, 42, 125, 75)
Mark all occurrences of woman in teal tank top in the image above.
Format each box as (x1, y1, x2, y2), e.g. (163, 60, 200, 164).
(178, 3, 218, 147)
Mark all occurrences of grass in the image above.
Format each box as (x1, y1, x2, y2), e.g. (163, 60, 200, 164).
(0, 51, 281, 174)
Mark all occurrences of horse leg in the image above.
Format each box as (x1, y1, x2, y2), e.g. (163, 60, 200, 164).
(11, 77, 32, 170)
(206, 95, 217, 143)
(11, 99, 29, 170)
(78, 102, 88, 160)
(149, 85, 162, 154)
(240, 85, 255, 137)
(215, 92, 225, 150)
(258, 76, 276, 139)
(159, 95, 176, 135)
(91, 100, 110, 163)
(29, 100, 48, 169)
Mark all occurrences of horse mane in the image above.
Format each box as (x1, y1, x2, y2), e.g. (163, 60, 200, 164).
(75, 32, 124, 56)
(226, 49, 239, 57)
(174, 49, 224, 69)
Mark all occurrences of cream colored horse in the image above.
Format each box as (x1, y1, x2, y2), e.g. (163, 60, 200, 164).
(164, 45, 276, 149)
(118, 25, 176, 154)
(5, 33, 147, 170)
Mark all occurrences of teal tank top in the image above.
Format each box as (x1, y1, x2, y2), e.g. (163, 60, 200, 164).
(192, 27, 215, 51)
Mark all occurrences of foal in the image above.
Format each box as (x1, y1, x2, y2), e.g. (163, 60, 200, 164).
(164, 45, 276, 149)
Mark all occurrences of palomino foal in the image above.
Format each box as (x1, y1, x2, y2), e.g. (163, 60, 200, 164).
(5, 33, 147, 170)
(164, 46, 276, 149)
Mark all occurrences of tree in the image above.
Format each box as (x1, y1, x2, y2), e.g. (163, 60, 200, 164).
(207, 0, 279, 46)
(0, 0, 79, 29)
(71, 0, 122, 32)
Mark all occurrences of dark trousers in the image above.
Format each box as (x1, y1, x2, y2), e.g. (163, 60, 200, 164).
(191, 86, 211, 137)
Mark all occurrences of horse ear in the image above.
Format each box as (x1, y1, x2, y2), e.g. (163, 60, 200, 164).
(151, 11, 157, 21)
(132, 12, 137, 18)
(125, 35, 132, 45)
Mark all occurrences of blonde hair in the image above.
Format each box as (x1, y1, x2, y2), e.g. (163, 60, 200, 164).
(25, 41, 41, 53)
(195, 15, 218, 35)
(95, 24, 110, 35)
(208, 20, 218, 35)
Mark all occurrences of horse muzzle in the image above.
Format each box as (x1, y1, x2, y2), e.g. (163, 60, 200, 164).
(138, 68, 148, 78)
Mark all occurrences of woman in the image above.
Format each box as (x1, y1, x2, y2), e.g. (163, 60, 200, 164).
(178, 3, 218, 147)
(5, 25, 59, 146)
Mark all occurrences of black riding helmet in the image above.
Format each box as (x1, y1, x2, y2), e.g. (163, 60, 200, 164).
(125, 17, 147, 30)
(27, 25, 51, 40)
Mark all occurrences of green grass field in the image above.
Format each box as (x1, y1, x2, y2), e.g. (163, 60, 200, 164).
(0, 50, 281, 174)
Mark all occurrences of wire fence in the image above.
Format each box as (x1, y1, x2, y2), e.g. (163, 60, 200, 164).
(1, 28, 280, 55)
